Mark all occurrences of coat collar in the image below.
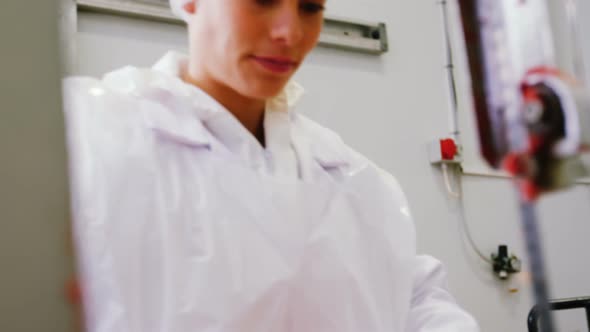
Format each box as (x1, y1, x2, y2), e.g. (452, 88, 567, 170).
(101, 51, 350, 170)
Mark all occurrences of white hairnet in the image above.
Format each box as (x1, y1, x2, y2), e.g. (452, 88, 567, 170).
(170, 0, 192, 22)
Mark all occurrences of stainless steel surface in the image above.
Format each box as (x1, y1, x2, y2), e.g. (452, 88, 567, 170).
(0, 0, 73, 330)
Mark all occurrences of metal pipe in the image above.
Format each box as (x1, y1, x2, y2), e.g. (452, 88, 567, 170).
(528, 296, 590, 331)
(438, 0, 461, 145)
(520, 201, 555, 332)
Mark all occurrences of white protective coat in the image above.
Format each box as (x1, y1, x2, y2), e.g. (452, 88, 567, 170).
(63, 52, 479, 332)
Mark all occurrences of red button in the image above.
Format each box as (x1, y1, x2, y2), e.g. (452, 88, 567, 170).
(440, 139, 457, 160)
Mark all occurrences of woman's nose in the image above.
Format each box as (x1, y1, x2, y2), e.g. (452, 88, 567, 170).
(269, 4, 304, 47)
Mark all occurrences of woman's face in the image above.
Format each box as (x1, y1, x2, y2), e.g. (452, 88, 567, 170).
(187, 0, 325, 100)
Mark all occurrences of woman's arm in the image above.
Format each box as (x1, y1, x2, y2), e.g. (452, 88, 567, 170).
(405, 255, 480, 332)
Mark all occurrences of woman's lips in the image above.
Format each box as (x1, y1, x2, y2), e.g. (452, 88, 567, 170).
(251, 56, 297, 74)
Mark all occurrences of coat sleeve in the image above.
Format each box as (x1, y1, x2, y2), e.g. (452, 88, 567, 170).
(405, 255, 480, 332)
(371, 166, 479, 332)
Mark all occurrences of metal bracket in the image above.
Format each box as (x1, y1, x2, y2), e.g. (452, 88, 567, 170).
(75, 0, 388, 55)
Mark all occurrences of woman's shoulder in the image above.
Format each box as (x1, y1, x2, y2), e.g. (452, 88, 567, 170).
(62, 68, 168, 186)
(63, 66, 155, 111)
(63, 64, 185, 140)
(63, 67, 147, 126)
(63, 71, 150, 156)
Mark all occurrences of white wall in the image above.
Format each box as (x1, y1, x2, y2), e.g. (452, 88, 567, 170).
(73, 1, 590, 331)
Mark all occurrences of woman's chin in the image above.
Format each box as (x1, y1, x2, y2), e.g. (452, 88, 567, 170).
(240, 82, 289, 100)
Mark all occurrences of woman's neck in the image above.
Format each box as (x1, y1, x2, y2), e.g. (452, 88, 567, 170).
(181, 64, 266, 146)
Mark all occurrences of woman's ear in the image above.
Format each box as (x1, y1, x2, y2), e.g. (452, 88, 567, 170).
(183, 0, 197, 14)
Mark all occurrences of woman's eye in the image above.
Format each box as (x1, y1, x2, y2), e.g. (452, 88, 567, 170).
(255, 0, 324, 14)
(256, 0, 276, 6)
(300, 2, 325, 14)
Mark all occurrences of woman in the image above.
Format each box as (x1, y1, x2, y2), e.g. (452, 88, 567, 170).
(64, 0, 479, 331)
